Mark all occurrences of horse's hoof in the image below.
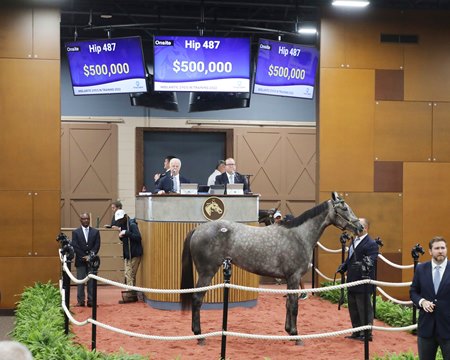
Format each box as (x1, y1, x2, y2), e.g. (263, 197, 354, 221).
(197, 338, 206, 346)
(295, 339, 304, 346)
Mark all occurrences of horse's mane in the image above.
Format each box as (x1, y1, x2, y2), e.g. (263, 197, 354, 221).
(281, 201, 329, 229)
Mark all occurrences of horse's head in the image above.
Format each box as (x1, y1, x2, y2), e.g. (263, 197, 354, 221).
(210, 200, 223, 214)
(330, 192, 363, 235)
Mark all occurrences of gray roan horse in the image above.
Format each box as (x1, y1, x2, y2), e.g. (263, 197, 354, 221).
(180, 192, 362, 345)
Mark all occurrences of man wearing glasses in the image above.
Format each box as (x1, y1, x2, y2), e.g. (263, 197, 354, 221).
(214, 157, 250, 193)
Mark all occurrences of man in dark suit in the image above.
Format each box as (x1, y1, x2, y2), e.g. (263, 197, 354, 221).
(155, 157, 190, 194)
(337, 218, 379, 341)
(214, 157, 250, 193)
(410, 236, 450, 360)
(153, 155, 176, 188)
(71, 213, 101, 307)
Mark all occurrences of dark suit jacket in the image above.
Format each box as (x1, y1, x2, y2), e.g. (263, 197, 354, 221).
(154, 169, 170, 186)
(410, 260, 450, 339)
(71, 226, 101, 267)
(215, 172, 250, 193)
(341, 235, 378, 293)
(154, 174, 190, 193)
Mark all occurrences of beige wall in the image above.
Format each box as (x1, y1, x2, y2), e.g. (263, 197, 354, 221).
(318, 9, 450, 299)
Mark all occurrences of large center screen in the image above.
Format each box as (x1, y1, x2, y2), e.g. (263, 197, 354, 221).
(254, 39, 319, 99)
(153, 36, 250, 92)
(65, 36, 147, 95)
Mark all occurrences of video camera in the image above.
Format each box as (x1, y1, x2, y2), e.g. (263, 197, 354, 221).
(87, 251, 101, 270)
(56, 233, 74, 261)
(411, 243, 425, 260)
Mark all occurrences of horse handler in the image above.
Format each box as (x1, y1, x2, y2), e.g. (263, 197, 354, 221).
(114, 210, 143, 303)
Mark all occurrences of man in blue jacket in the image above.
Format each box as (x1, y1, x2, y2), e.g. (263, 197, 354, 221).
(410, 236, 450, 360)
(337, 218, 378, 341)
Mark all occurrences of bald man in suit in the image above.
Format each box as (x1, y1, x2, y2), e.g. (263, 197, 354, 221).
(410, 236, 450, 360)
(71, 213, 101, 307)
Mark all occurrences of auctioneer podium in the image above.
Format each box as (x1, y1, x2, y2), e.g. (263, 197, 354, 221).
(135, 194, 260, 309)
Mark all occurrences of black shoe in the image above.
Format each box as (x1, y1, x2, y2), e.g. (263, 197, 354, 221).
(75, 302, 85, 307)
(356, 335, 373, 342)
(345, 333, 361, 340)
(87, 302, 97, 308)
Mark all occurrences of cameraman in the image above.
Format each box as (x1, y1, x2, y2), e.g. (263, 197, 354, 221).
(71, 213, 101, 307)
(337, 218, 379, 341)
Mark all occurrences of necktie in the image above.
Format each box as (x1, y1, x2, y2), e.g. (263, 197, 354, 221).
(229, 174, 234, 184)
(84, 227, 89, 243)
(349, 237, 359, 258)
(434, 265, 441, 293)
(172, 176, 178, 193)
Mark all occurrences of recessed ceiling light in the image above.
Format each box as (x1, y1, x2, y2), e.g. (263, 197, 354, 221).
(332, 1, 370, 7)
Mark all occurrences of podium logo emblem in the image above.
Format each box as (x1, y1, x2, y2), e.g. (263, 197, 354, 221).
(202, 197, 225, 221)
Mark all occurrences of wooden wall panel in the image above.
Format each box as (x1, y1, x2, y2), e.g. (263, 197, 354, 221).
(32, 8, 60, 60)
(0, 59, 60, 190)
(320, 18, 346, 68)
(433, 102, 450, 162)
(404, 14, 450, 102)
(60, 124, 118, 228)
(344, 13, 404, 70)
(234, 126, 316, 217)
(319, 68, 374, 192)
(32, 191, 61, 256)
(374, 101, 432, 161)
(0, 8, 32, 58)
(341, 192, 403, 254)
(403, 163, 450, 267)
(0, 191, 33, 257)
(321, 10, 404, 70)
(0, 257, 60, 308)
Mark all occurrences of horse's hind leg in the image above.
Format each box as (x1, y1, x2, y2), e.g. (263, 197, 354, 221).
(192, 272, 216, 345)
(285, 276, 303, 346)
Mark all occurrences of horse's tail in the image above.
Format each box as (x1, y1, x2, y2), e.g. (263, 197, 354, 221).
(180, 228, 195, 312)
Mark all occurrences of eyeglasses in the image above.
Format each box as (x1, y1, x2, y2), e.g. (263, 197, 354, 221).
(225, 163, 236, 166)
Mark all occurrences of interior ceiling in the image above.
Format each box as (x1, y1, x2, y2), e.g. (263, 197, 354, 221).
(60, 0, 450, 45)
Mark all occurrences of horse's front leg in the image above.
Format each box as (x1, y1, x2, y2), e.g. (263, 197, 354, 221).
(192, 290, 206, 345)
(285, 277, 303, 346)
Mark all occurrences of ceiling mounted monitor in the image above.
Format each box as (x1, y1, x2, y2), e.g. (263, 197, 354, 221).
(253, 38, 319, 99)
(153, 36, 251, 93)
(65, 36, 147, 95)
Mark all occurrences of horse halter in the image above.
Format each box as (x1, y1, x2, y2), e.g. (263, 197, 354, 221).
(332, 198, 359, 232)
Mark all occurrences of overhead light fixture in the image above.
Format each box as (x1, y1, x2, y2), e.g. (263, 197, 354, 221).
(298, 27, 318, 35)
(296, 21, 318, 35)
(332, 1, 370, 7)
(100, 14, 113, 19)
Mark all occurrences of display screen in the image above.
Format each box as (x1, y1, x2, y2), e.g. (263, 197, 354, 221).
(153, 36, 250, 92)
(254, 39, 319, 99)
(65, 36, 147, 95)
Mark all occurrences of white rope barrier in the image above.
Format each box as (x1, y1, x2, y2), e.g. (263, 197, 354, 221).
(377, 254, 414, 269)
(376, 287, 413, 305)
(314, 267, 335, 282)
(59, 252, 417, 345)
(316, 241, 347, 253)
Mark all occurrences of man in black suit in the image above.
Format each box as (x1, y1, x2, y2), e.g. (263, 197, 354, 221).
(155, 157, 190, 194)
(410, 236, 450, 360)
(337, 218, 378, 341)
(153, 155, 175, 188)
(71, 213, 101, 307)
(214, 157, 250, 193)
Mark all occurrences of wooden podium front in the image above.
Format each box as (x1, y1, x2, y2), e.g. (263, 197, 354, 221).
(135, 194, 260, 309)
